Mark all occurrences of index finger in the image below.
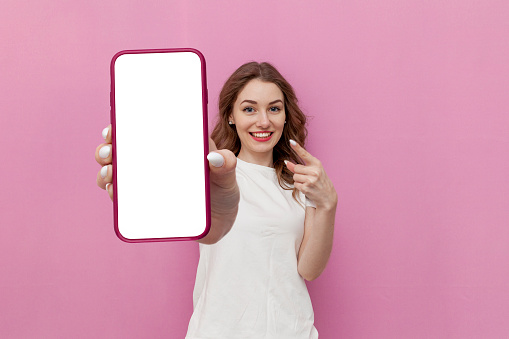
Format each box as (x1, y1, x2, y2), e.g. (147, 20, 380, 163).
(289, 139, 317, 166)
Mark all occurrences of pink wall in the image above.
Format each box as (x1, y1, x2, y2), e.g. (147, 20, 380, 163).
(1, 0, 508, 338)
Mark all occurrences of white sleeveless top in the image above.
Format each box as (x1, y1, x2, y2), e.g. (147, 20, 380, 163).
(186, 158, 318, 339)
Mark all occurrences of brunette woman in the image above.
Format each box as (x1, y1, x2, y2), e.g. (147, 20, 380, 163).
(95, 62, 337, 338)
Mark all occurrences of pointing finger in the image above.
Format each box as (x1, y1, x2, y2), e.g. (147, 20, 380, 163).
(289, 139, 317, 166)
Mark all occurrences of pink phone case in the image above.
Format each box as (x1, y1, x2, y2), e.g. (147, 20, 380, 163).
(110, 48, 211, 243)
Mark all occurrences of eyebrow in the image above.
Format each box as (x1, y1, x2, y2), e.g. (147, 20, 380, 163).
(240, 99, 283, 105)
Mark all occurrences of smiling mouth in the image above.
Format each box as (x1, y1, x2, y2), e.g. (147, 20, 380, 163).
(249, 132, 273, 138)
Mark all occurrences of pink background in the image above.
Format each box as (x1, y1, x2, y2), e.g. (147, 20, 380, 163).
(1, 0, 508, 338)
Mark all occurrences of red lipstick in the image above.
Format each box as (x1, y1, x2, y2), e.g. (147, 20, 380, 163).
(249, 131, 273, 142)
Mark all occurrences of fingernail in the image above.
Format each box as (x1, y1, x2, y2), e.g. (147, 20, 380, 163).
(106, 183, 111, 191)
(207, 152, 224, 167)
(284, 160, 289, 166)
(100, 166, 108, 178)
(102, 127, 109, 139)
(99, 145, 111, 159)
(289, 139, 297, 146)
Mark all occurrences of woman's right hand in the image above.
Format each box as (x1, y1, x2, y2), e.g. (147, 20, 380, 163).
(95, 125, 113, 200)
(95, 125, 239, 244)
(204, 138, 240, 244)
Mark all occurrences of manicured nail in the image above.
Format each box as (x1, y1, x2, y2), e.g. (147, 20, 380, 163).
(284, 160, 289, 166)
(102, 127, 109, 139)
(100, 166, 108, 178)
(106, 183, 111, 191)
(99, 145, 111, 158)
(289, 139, 297, 146)
(207, 152, 224, 167)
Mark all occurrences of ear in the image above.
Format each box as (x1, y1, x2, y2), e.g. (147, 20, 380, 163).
(228, 115, 234, 123)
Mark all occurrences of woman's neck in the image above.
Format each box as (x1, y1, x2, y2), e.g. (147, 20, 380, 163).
(237, 149, 273, 168)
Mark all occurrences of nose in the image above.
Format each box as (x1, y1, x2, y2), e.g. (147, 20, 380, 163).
(256, 111, 270, 128)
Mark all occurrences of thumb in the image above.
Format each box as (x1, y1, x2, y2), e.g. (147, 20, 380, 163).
(207, 150, 236, 172)
(207, 152, 225, 168)
(207, 149, 237, 189)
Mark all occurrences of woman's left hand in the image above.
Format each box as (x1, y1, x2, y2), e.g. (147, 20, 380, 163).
(285, 140, 338, 210)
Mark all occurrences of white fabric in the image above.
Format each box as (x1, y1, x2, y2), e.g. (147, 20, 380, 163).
(186, 158, 318, 339)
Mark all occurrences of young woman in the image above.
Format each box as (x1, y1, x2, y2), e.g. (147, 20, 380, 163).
(95, 62, 338, 338)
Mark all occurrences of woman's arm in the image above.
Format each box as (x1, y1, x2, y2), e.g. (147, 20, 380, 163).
(196, 139, 240, 244)
(285, 140, 338, 280)
(297, 204, 337, 281)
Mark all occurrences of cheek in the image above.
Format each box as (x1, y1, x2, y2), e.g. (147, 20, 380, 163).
(275, 118, 286, 131)
(236, 121, 252, 133)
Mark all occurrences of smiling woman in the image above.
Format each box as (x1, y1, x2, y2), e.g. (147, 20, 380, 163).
(230, 79, 286, 166)
(211, 62, 310, 203)
(95, 60, 337, 338)
(184, 62, 338, 338)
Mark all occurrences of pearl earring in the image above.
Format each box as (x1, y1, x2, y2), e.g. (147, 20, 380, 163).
(229, 121, 233, 125)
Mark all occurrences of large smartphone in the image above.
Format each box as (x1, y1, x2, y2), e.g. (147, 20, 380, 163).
(110, 48, 210, 242)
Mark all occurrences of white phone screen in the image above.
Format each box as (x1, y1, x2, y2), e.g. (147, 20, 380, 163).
(111, 49, 210, 242)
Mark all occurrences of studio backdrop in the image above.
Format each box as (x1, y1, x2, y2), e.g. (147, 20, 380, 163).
(1, 0, 508, 338)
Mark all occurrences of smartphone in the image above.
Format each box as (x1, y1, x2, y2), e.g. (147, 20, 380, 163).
(110, 48, 210, 242)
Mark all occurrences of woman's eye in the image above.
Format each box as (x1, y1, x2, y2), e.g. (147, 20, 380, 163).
(243, 107, 255, 113)
(269, 106, 281, 112)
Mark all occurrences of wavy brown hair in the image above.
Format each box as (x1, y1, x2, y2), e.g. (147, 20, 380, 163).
(210, 61, 308, 204)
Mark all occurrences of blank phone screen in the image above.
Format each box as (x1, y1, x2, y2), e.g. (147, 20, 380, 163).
(111, 49, 210, 242)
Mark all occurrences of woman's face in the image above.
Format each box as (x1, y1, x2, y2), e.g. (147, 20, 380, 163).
(230, 79, 286, 163)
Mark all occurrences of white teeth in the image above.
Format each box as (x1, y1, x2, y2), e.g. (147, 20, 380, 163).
(251, 132, 271, 138)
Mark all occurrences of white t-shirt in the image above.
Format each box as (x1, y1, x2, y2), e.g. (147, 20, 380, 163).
(186, 158, 318, 339)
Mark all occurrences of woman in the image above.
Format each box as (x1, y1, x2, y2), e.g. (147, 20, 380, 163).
(95, 62, 337, 338)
